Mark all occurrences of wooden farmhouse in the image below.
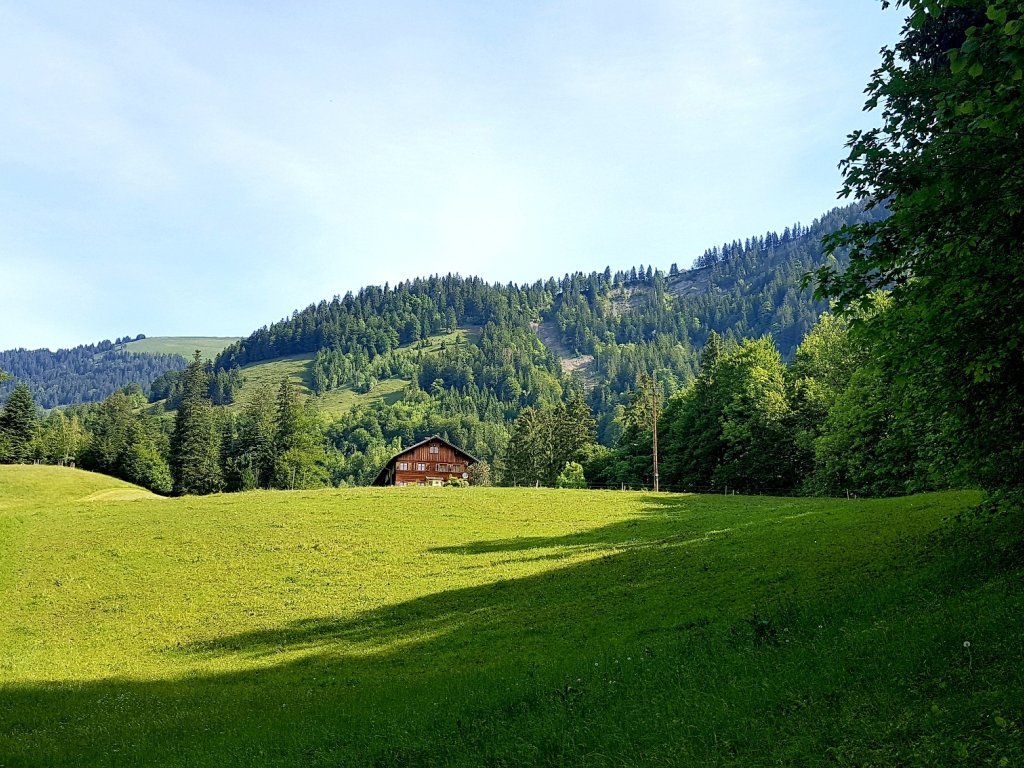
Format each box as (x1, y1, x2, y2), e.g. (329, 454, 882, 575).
(372, 435, 478, 487)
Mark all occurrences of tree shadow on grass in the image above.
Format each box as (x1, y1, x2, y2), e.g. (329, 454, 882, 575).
(428, 492, 820, 557)
(178, 494, 835, 664)
(181, 515, 719, 659)
(0, 493, 975, 768)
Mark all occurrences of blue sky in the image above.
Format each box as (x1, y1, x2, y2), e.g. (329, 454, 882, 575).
(0, 1, 904, 350)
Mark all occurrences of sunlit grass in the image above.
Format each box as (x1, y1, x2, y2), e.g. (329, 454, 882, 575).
(1, 465, 1020, 767)
(121, 337, 240, 361)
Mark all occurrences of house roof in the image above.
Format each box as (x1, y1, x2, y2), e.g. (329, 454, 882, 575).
(372, 435, 480, 485)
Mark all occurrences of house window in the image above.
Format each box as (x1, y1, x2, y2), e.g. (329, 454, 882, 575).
(416, 463, 427, 471)
(398, 462, 409, 471)
(453, 464, 463, 472)
(429, 445, 439, 454)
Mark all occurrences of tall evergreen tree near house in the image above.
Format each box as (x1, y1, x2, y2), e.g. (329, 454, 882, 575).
(555, 388, 597, 468)
(272, 378, 329, 490)
(585, 378, 657, 489)
(502, 395, 597, 487)
(502, 407, 550, 486)
(0, 383, 38, 463)
(170, 352, 223, 495)
(228, 384, 278, 490)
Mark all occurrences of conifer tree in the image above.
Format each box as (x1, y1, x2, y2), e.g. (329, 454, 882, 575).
(170, 352, 223, 495)
(0, 383, 38, 463)
(272, 378, 328, 490)
(660, 332, 726, 489)
(229, 384, 278, 490)
(556, 388, 597, 467)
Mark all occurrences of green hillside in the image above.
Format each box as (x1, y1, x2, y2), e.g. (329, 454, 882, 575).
(2, 466, 1020, 766)
(123, 336, 241, 361)
(229, 329, 473, 417)
(230, 353, 405, 416)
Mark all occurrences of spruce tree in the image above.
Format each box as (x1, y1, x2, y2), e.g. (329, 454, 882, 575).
(0, 383, 38, 463)
(660, 332, 727, 490)
(272, 378, 328, 490)
(231, 384, 277, 490)
(556, 389, 597, 469)
(170, 353, 223, 495)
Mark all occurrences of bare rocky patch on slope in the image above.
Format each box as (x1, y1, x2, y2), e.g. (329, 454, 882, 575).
(534, 321, 596, 384)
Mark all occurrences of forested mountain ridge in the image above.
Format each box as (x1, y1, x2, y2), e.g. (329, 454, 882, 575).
(217, 203, 882, 375)
(2, 201, 890, 488)
(0, 338, 186, 409)
(212, 202, 885, 442)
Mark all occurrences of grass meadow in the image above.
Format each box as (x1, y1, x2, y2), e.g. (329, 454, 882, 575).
(229, 328, 477, 416)
(1, 466, 1021, 766)
(121, 337, 241, 361)
(229, 354, 407, 418)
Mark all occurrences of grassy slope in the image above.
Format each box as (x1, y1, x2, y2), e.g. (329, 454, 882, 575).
(1, 466, 1021, 767)
(122, 337, 241, 361)
(229, 354, 407, 417)
(230, 329, 471, 416)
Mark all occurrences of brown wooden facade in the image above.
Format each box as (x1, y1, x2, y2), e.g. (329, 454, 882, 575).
(372, 435, 479, 487)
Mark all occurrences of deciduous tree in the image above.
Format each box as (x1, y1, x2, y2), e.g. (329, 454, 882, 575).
(809, 0, 1024, 491)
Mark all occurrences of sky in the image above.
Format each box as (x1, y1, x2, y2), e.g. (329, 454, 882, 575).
(0, 1, 906, 351)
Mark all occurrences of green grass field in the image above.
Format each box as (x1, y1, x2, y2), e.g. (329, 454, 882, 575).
(122, 337, 241, 361)
(1, 466, 1021, 766)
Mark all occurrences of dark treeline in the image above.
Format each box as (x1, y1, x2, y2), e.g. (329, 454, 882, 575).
(0, 337, 184, 409)
(149, 365, 243, 408)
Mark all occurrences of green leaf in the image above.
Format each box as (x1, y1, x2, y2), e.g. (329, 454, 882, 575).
(987, 5, 1007, 25)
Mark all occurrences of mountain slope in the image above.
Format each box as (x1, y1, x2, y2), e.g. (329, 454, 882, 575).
(3, 203, 881, 434)
(0, 339, 185, 409)
(211, 203, 884, 440)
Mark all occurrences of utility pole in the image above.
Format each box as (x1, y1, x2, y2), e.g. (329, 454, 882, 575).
(651, 370, 660, 492)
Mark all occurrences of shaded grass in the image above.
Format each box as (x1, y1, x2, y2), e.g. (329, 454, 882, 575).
(0, 467, 1020, 766)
